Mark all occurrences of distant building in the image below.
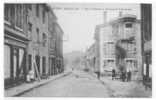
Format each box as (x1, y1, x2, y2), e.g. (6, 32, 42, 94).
(94, 13, 142, 80)
(85, 44, 96, 72)
(95, 24, 116, 72)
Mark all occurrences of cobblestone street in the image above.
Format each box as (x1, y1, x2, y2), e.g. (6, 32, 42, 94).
(100, 76, 152, 97)
(17, 70, 151, 97)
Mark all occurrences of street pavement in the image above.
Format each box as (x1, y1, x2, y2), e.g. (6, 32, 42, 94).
(18, 70, 152, 97)
(19, 70, 110, 97)
(100, 77, 152, 97)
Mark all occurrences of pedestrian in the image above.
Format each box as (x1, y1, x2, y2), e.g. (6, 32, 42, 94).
(97, 71, 100, 79)
(127, 71, 129, 82)
(129, 71, 131, 81)
(112, 69, 116, 80)
(122, 71, 126, 82)
(127, 70, 132, 82)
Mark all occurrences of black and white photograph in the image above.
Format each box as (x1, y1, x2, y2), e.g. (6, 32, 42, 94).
(3, 2, 152, 98)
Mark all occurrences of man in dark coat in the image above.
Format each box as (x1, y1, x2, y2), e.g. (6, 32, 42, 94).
(112, 69, 116, 80)
(122, 71, 126, 82)
(127, 71, 132, 82)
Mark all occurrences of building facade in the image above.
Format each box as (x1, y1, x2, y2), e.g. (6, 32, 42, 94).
(94, 14, 142, 80)
(95, 24, 116, 72)
(141, 4, 152, 86)
(4, 4, 29, 88)
(54, 23, 64, 74)
(48, 9, 57, 76)
(4, 4, 64, 88)
(27, 4, 50, 78)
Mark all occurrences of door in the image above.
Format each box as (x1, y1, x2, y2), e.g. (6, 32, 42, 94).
(35, 55, 40, 74)
(42, 56, 46, 74)
(52, 58, 55, 75)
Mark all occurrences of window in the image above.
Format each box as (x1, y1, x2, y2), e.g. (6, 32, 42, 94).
(5, 4, 15, 24)
(16, 4, 23, 29)
(42, 9, 46, 23)
(36, 28, 39, 43)
(125, 23, 132, 28)
(4, 4, 10, 21)
(28, 22, 32, 32)
(36, 5, 39, 17)
(42, 33, 47, 46)
(28, 4, 32, 10)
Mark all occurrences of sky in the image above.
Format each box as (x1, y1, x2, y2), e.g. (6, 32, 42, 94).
(50, 3, 140, 54)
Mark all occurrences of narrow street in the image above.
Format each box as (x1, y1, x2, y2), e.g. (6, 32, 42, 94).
(18, 69, 151, 97)
(4, 3, 152, 98)
(19, 70, 110, 97)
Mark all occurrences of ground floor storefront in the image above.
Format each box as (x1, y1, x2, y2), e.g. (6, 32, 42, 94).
(4, 31, 29, 89)
(143, 50, 152, 88)
(49, 57, 56, 75)
(27, 53, 49, 78)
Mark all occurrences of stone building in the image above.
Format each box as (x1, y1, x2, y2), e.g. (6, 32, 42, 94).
(48, 6, 64, 76)
(4, 4, 29, 88)
(27, 4, 50, 78)
(4, 4, 64, 88)
(94, 13, 142, 80)
(141, 4, 152, 86)
(54, 23, 64, 74)
(48, 9, 57, 76)
(95, 24, 116, 72)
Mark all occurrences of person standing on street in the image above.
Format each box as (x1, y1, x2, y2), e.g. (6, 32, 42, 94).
(112, 69, 116, 80)
(97, 71, 100, 79)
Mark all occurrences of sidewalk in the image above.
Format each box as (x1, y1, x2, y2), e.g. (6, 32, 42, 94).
(5, 71, 71, 97)
(100, 76, 152, 98)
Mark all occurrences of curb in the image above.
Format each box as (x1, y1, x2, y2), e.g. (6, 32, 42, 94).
(6, 72, 71, 97)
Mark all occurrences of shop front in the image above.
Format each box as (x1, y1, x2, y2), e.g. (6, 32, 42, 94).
(4, 30, 28, 89)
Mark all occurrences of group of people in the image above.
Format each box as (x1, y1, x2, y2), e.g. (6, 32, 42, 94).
(112, 69, 132, 82)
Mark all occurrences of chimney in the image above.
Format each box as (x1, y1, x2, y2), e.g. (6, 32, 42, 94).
(119, 11, 122, 17)
(103, 11, 107, 24)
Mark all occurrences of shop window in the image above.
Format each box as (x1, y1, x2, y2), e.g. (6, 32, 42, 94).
(35, 55, 40, 73)
(125, 23, 132, 28)
(13, 48, 18, 78)
(18, 49, 25, 77)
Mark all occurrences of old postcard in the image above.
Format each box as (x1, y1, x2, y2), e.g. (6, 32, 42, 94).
(4, 3, 152, 97)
